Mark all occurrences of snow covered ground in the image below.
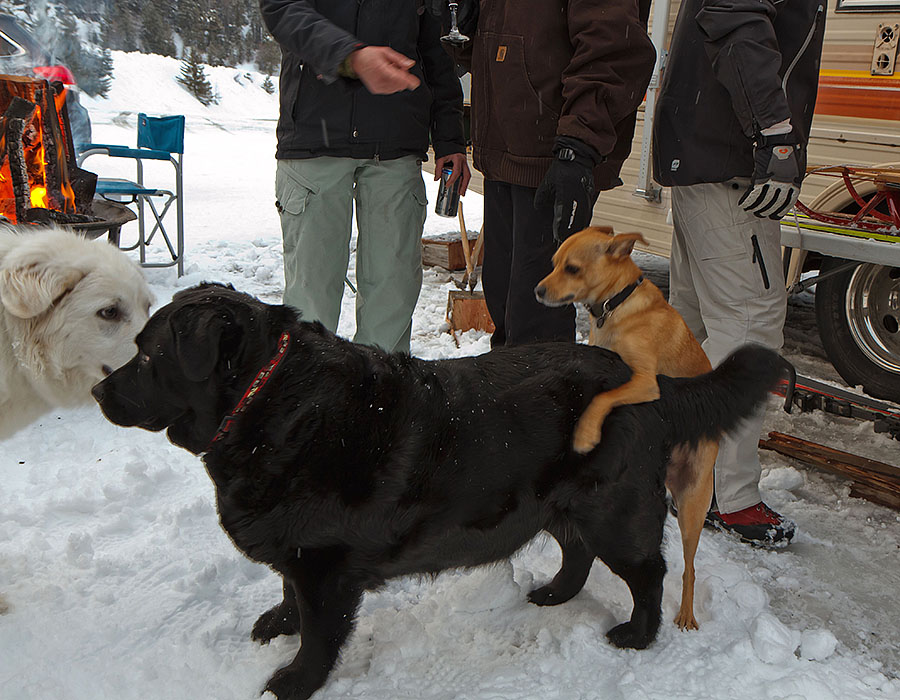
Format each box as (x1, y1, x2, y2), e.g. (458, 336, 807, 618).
(1, 52, 899, 699)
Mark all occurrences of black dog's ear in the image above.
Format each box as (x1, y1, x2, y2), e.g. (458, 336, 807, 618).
(170, 305, 241, 381)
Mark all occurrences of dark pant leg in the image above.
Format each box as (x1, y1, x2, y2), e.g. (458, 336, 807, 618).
(483, 179, 577, 346)
(506, 182, 574, 345)
(482, 180, 513, 347)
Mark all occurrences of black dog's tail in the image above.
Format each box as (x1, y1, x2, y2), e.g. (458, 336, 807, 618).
(655, 344, 790, 446)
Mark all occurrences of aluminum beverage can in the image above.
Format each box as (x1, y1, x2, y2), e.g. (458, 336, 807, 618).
(435, 166, 460, 218)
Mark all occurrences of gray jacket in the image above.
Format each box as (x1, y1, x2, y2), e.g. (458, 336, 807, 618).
(653, 0, 826, 187)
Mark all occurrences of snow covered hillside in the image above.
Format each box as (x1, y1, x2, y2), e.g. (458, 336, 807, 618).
(1, 51, 898, 700)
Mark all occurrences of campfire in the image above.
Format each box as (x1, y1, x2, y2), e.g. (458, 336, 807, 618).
(0, 73, 98, 226)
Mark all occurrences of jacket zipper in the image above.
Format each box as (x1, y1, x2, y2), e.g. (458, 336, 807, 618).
(750, 234, 770, 290)
(349, 1, 364, 145)
(781, 4, 824, 95)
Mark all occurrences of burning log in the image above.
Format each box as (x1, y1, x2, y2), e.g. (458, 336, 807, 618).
(2, 96, 37, 223)
(0, 73, 95, 225)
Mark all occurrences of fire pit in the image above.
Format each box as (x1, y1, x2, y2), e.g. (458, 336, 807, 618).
(0, 73, 110, 230)
(75, 198, 136, 243)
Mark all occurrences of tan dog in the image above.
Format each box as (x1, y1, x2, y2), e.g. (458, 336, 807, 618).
(535, 225, 715, 631)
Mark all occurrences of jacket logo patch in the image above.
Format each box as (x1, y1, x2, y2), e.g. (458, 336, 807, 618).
(496, 46, 507, 62)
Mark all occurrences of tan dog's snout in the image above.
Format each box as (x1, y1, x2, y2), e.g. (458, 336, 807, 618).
(534, 281, 574, 307)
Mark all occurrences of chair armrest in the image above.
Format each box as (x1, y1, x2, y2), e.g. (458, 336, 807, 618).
(77, 145, 175, 162)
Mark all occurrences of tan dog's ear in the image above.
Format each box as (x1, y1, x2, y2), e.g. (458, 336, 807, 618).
(607, 233, 648, 259)
(0, 260, 86, 319)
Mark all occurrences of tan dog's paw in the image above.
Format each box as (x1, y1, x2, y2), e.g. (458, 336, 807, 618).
(572, 419, 602, 454)
(673, 608, 699, 631)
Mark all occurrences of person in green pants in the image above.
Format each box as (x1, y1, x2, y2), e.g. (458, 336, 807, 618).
(261, 0, 470, 353)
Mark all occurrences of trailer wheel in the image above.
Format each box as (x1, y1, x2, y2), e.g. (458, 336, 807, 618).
(814, 257, 900, 401)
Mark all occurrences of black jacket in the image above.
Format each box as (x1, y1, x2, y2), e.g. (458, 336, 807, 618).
(653, 0, 826, 187)
(260, 0, 465, 161)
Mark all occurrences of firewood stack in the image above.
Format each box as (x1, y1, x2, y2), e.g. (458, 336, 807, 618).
(0, 73, 97, 225)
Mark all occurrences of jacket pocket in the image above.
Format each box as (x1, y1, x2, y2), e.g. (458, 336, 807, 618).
(482, 33, 559, 156)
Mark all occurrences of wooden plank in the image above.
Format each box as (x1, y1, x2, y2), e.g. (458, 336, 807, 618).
(849, 482, 900, 511)
(760, 431, 900, 510)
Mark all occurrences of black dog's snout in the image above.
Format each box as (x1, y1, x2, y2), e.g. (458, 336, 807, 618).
(91, 382, 105, 403)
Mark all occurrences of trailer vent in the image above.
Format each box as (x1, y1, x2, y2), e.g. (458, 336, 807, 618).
(871, 23, 899, 76)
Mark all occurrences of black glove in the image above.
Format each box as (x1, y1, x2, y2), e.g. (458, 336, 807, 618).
(738, 131, 803, 220)
(534, 136, 601, 244)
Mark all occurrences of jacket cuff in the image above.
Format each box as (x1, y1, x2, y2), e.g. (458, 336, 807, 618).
(318, 39, 365, 84)
(432, 140, 466, 160)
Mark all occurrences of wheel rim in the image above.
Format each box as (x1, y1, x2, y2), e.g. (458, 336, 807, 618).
(845, 264, 900, 375)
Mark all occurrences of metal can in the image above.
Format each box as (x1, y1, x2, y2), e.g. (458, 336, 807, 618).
(435, 166, 460, 218)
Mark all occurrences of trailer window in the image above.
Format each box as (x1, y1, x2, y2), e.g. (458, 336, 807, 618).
(837, 0, 900, 12)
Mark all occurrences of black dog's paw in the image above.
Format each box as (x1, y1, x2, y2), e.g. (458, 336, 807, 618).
(262, 665, 320, 700)
(252, 603, 300, 644)
(605, 620, 654, 650)
(527, 584, 576, 606)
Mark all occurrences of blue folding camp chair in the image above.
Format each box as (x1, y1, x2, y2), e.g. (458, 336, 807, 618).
(77, 113, 185, 276)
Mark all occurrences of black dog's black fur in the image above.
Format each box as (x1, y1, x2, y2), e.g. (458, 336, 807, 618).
(93, 283, 784, 700)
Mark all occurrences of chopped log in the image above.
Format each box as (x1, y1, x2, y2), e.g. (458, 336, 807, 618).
(423, 230, 485, 271)
(760, 431, 900, 510)
(446, 290, 494, 347)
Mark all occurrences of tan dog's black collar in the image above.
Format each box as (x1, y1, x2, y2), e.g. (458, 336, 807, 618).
(589, 276, 644, 328)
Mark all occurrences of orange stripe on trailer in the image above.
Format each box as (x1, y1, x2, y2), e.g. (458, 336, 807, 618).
(815, 72, 900, 120)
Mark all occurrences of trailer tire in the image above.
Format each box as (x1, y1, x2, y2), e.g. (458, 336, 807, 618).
(814, 257, 900, 401)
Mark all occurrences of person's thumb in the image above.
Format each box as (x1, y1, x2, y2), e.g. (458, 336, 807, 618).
(384, 48, 415, 69)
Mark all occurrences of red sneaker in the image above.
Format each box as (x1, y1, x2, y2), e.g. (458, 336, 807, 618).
(706, 502, 795, 547)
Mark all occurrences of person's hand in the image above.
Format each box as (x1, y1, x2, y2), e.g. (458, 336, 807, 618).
(534, 136, 600, 244)
(739, 131, 803, 220)
(348, 46, 420, 95)
(434, 152, 471, 196)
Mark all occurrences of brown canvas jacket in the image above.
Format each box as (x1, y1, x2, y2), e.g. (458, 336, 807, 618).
(455, 0, 655, 190)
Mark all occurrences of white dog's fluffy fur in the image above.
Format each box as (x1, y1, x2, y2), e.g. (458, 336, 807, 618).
(0, 228, 153, 439)
(0, 227, 151, 614)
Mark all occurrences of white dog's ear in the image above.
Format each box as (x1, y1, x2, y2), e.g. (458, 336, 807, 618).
(0, 260, 86, 319)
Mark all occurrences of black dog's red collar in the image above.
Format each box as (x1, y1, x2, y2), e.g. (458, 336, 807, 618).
(208, 331, 291, 448)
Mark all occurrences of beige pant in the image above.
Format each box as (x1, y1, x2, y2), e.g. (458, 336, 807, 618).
(276, 156, 427, 354)
(669, 181, 786, 514)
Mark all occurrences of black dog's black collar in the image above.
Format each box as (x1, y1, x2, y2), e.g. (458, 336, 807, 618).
(589, 276, 644, 329)
(207, 331, 291, 449)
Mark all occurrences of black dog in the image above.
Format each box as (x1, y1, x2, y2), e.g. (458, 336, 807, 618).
(92, 283, 784, 700)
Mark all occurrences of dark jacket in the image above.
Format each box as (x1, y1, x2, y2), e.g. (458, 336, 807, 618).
(453, 0, 655, 190)
(260, 0, 466, 161)
(653, 0, 826, 187)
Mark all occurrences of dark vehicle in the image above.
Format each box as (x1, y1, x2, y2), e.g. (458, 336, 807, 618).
(0, 12, 92, 145)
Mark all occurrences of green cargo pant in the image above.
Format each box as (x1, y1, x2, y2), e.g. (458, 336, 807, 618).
(276, 156, 426, 354)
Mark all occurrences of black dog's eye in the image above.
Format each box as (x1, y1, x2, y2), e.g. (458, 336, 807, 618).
(564, 264, 580, 275)
(97, 305, 121, 321)
(139, 353, 151, 365)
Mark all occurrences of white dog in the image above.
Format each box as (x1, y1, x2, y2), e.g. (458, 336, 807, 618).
(0, 228, 152, 613)
(0, 228, 153, 438)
